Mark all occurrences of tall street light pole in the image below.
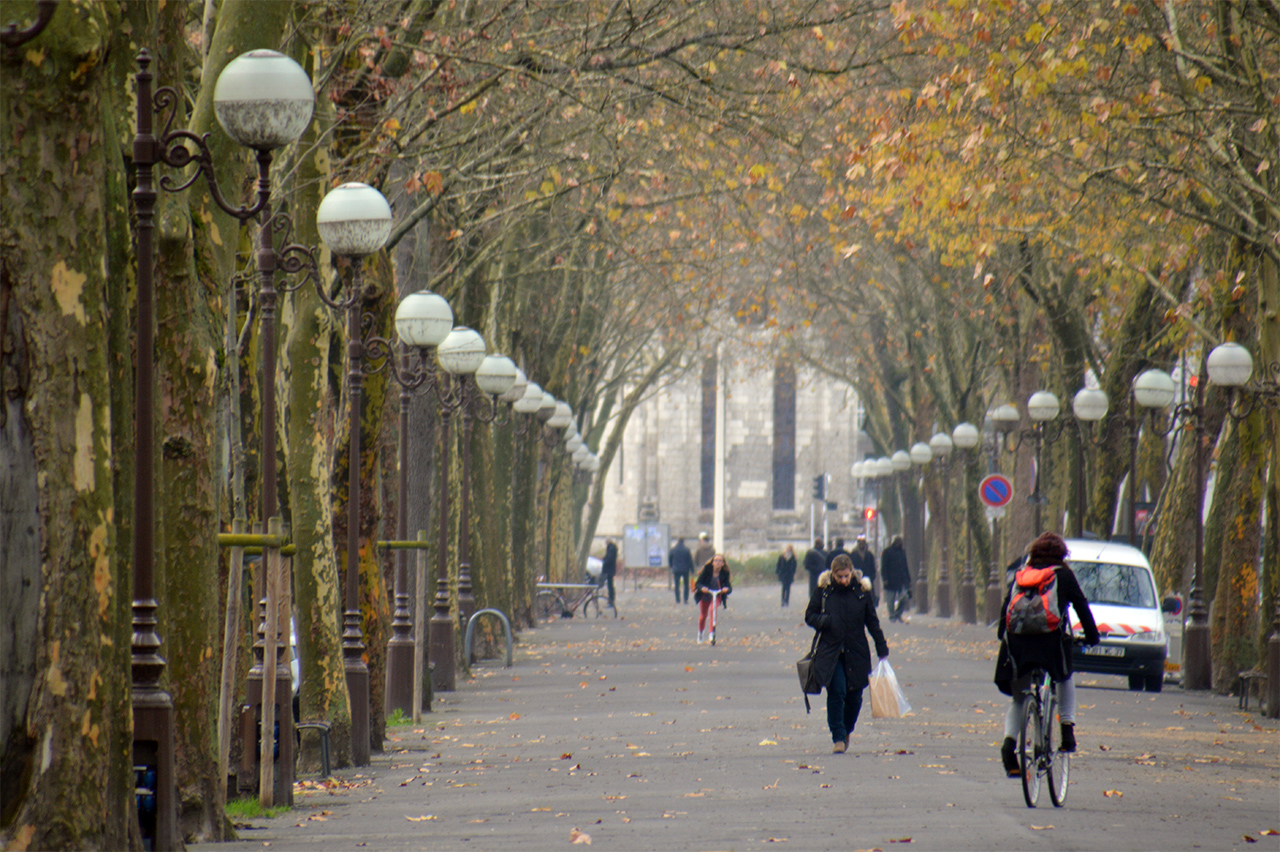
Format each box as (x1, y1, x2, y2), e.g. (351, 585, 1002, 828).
(132, 46, 315, 827)
(1205, 342, 1277, 711)
(928, 433, 954, 618)
(952, 422, 981, 624)
(315, 182, 396, 766)
(386, 290, 456, 714)
(1025, 391, 1063, 534)
(1129, 369, 1177, 548)
(1071, 387, 1110, 538)
(909, 442, 933, 614)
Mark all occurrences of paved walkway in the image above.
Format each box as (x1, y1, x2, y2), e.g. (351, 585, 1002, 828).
(198, 584, 1279, 851)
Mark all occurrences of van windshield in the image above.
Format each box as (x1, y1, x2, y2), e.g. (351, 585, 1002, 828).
(1070, 561, 1157, 609)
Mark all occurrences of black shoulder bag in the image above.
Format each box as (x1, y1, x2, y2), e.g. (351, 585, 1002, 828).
(796, 590, 828, 713)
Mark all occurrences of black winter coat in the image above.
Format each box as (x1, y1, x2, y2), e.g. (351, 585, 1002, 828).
(601, 542, 618, 579)
(775, 554, 797, 583)
(803, 547, 826, 577)
(881, 542, 911, 591)
(993, 561, 1100, 693)
(850, 548, 877, 584)
(804, 576, 889, 692)
(669, 542, 694, 575)
(693, 563, 732, 605)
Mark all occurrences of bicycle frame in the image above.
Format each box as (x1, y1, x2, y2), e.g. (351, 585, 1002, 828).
(1016, 667, 1069, 808)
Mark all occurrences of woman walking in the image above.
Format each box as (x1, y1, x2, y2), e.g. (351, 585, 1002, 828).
(804, 554, 889, 753)
(881, 535, 912, 622)
(775, 544, 797, 607)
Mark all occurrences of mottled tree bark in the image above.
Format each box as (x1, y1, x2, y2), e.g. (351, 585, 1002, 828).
(0, 3, 134, 847)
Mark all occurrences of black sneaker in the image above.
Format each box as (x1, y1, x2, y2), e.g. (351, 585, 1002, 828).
(1001, 737, 1019, 776)
(1060, 723, 1076, 753)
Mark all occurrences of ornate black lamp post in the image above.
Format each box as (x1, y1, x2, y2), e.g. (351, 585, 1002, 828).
(928, 432, 954, 617)
(1205, 342, 1277, 711)
(908, 442, 933, 613)
(1128, 369, 1178, 547)
(132, 46, 314, 828)
(314, 181, 397, 765)
(1070, 387, 1110, 538)
(950, 422, 981, 623)
(383, 290, 457, 715)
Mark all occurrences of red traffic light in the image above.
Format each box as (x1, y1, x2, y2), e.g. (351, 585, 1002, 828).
(864, 507, 877, 520)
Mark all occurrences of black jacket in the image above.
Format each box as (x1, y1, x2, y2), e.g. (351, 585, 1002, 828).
(803, 547, 826, 577)
(775, 554, 797, 583)
(669, 542, 694, 574)
(850, 547, 877, 584)
(994, 561, 1100, 692)
(601, 542, 618, 579)
(693, 562, 732, 605)
(881, 541, 911, 591)
(804, 573, 889, 692)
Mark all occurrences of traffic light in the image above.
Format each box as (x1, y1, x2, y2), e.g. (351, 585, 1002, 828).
(864, 506, 878, 521)
(812, 473, 826, 500)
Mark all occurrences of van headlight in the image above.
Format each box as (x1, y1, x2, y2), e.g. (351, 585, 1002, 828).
(1129, 631, 1164, 643)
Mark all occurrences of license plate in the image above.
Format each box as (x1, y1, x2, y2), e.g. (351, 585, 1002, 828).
(1084, 645, 1125, 658)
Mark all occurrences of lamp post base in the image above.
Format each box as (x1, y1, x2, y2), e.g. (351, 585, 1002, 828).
(1267, 631, 1280, 719)
(133, 695, 178, 851)
(984, 581, 1003, 626)
(959, 579, 977, 624)
(386, 635, 414, 716)
(429, 613, 456, 692)
(1182, 620, 1213, 691)
(344, 655, 371, 766)
(935, 577, 952, 619)
(914, 577, 929, 614)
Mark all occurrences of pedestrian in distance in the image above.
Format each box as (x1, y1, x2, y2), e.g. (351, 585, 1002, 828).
(693, 532, 715, 574)
(599, 538, 619, 610)
(804, 537, 826, 599)
(824, 536, 846, 571)
(669, 537, 694, 604)
(994, 532, 1100, 775)
(775, 544, 797, 607)
(881, 535, 912, 623)
(693, 553, 732, 643)
(850, 534, 877, 608)
(805, 554, 889, 753)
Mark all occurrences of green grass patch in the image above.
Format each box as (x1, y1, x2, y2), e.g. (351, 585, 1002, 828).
(225, 797, 290, 820)
(387, 707, 410, 727)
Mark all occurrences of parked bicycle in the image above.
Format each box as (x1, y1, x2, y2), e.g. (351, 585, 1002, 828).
(534, 578, 616, 620)
(1015, 664, 1069, 808)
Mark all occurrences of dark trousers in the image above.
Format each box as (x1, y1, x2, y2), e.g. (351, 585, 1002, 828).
(780, 580, 792, 606)
(673, 571, 690, 603)
(825, 656, 865, 743)
(599, 573, 616, 607)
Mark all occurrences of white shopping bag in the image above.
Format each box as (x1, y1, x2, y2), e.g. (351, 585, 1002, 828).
(869, 658, 912, 718)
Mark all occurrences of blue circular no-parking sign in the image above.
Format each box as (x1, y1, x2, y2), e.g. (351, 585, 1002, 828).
(979, 474, 1014, 508)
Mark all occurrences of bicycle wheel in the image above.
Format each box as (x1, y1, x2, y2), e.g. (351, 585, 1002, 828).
(1019, 690, 1041, 808)
(1046, 689, 1069, 807)
(584, 590, 601, 618)
(535, 591, 564, 620)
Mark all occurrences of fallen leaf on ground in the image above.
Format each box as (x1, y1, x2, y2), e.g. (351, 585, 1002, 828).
(1030, 825, 1053, 831)
(570, 828, 592, 844)
(405, 815, 437, 821)
(1261, 829, 1279, 836)
(889, 838, 912, 844)
(509, 713, 521, 720)
(1103, 789, 1122, 798)
(759, 739, 778, 745)
(766, 838, 788, 843)
(1242, 836, 1257, 844)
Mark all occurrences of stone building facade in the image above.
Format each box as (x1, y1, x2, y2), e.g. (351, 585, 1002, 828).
(596, 343, 872, 556)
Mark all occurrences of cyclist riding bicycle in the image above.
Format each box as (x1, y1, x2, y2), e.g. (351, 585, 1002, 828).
(995, 532, 1100, 776)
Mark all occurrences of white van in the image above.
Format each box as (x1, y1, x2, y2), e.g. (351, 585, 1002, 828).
(1063, 538, 1174, 693)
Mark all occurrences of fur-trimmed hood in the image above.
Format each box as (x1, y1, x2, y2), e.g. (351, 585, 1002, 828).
(817, 568, 872, 592)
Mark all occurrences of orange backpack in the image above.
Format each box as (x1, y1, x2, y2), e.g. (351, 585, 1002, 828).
(1005, 566, 1061, 635)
